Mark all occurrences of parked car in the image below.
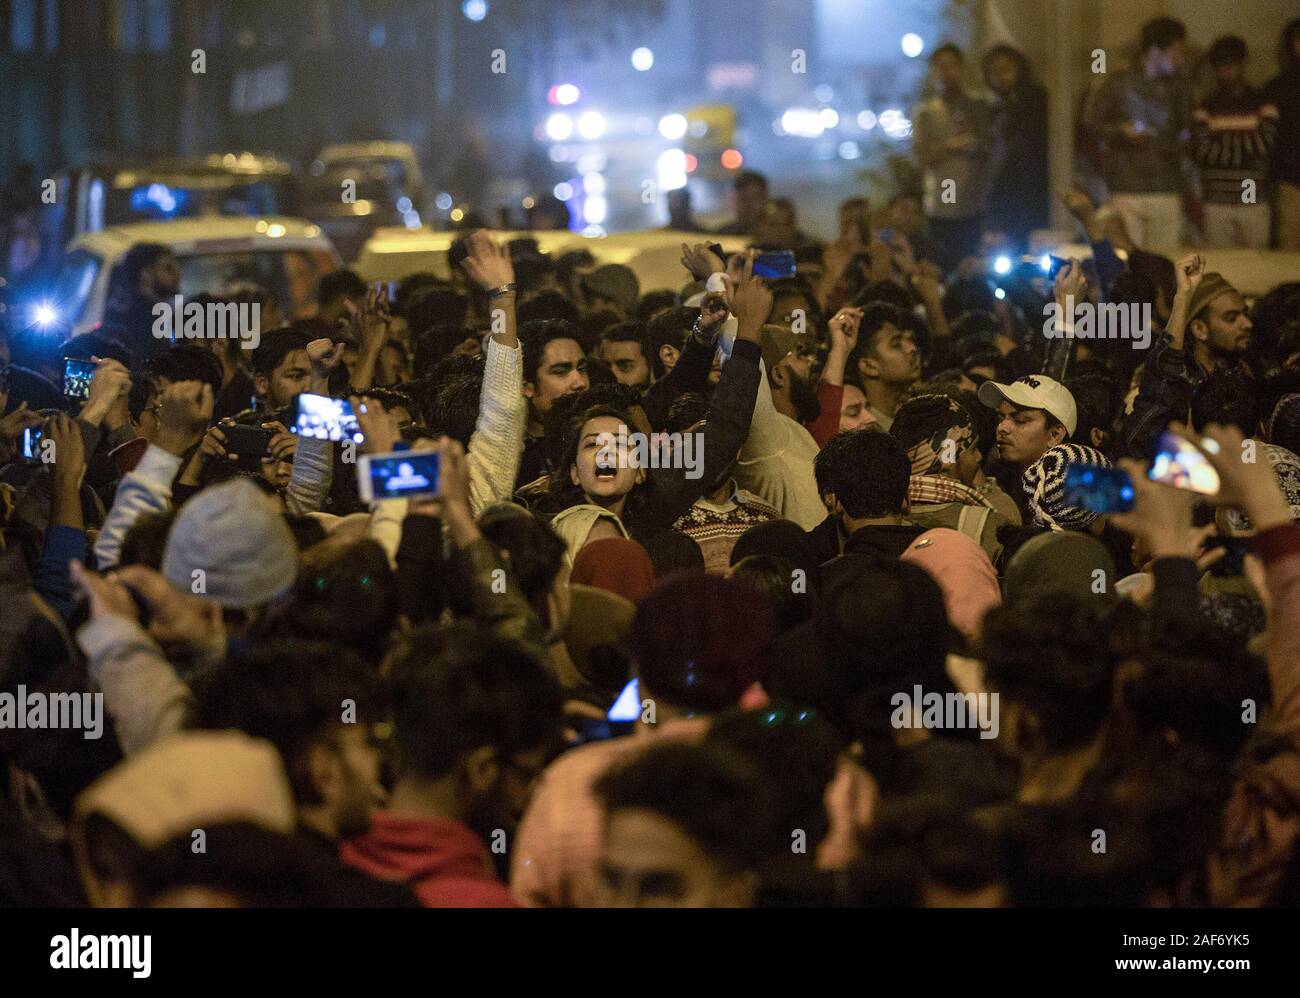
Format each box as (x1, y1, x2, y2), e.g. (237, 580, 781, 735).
(41, 216, 338, 336)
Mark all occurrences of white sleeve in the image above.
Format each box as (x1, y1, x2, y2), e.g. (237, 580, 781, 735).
(92, 445, 183, 570)
(466, 335, 527, 515)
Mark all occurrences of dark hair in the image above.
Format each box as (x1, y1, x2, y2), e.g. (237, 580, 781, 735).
(665, 391, 710, 434)
(543, 386, 641, 471)
(599, 320, 649, 357)
(646, 306, 698, 379)
(957, 388, 998, 458)
(813, 428, 909, 517)
(942, 276, 999, 321)
(143, 344, 223, 396)
(949, 309, 1000, 346)
(58, 333, 131, 367)
(930, 42, 963, 63)
(629, 572, 772, 711)
(385, 623, 564, 780)
(1065, 372, 1120, 449)
(1191, 369, 1260, 435)
(595, 741, 769, 874)
(635, 290, 679, 322)
(392, 273, 445, 317)
(118, 510, 176, 569)
(406, 288, 469, 339)
(251, 327, 313, 377)
(512, 254, 556, 298)
(982, 43, 1033, 91)
(126, 370, 159, 422)
(550, 402, 634, 505)
(640, 527, 705, 576)
(117, 242, 171, 290)
(733, 170, 768, 193)
(318, 269, 366, 307)
(280, 539, 397, 665)
(554, 249, 596, 288)
(520, 318, 583, 385)
(1139, 16, 1186, 55)
(852, 279, 915, 313)
(729, 555, 814, 633)
(766, 557, 952, 746)
(425, 371, 481, 446)
(189, 640, 381, 805)
(1207, 35, 1247, 67)
(1127, 251, 1176, 312)
(980, 595, 1116, 751)
(518, 289, 582, 328)
(847, 302, 910, 376)
(474, 508, 567, 614)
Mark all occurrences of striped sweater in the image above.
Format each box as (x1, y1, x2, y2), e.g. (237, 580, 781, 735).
(1192, 86, 1279, 204)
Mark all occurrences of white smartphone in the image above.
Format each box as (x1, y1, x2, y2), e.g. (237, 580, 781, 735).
(356, 450, 441, 502)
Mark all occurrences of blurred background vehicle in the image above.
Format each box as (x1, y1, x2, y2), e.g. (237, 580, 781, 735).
(301, 142, 427, 263)
(35, 216, 338, 337)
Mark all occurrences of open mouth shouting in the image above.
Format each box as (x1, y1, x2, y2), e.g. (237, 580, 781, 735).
(594, 456, 620, 482)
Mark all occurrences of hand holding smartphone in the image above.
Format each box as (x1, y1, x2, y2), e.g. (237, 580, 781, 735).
(291, 393, 364, 443)
(63, 358, 97, 400)
(752, 250, 796, 280)
(1148, 430, 1221, 496)
(1063, 464, 1135, 513)
(356, 449, 441, 502)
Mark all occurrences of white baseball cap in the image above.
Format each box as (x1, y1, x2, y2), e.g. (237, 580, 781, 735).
(977, 374, 1078, 436)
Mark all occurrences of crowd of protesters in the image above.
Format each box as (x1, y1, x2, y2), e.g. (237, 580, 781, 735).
(2, 15, 1300, 909)
(895, 16, 1300, 259)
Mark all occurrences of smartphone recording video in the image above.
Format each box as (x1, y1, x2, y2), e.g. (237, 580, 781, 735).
(21, 426, 44, 462)
(1063, 464, 1135, 513)
(752, 250, 796, 280)
(291, 393, 363, 443)
(63, 358, 97, 400)
(1148, 431, 1220, 496)
(357, 450, 441, 502)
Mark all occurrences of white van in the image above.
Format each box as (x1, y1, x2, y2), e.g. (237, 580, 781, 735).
(45, 216, 339, 336)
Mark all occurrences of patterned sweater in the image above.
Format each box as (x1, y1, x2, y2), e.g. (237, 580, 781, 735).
(672, 481, 778, 573)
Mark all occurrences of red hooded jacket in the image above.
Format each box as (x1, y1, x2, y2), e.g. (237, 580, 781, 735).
(340, 811, 516, 908)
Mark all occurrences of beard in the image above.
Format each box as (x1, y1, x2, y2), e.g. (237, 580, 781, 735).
(789, 371, 822, 425)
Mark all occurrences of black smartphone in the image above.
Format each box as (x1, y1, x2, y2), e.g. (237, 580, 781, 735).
(63, 357, 96, 400)
(753, 249, 797, 280)
(220, 423, 276, 458)
(707, 242, 726, 262)
(1205, 536, 1251, 578)
(1063, 463, 1135, 513)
